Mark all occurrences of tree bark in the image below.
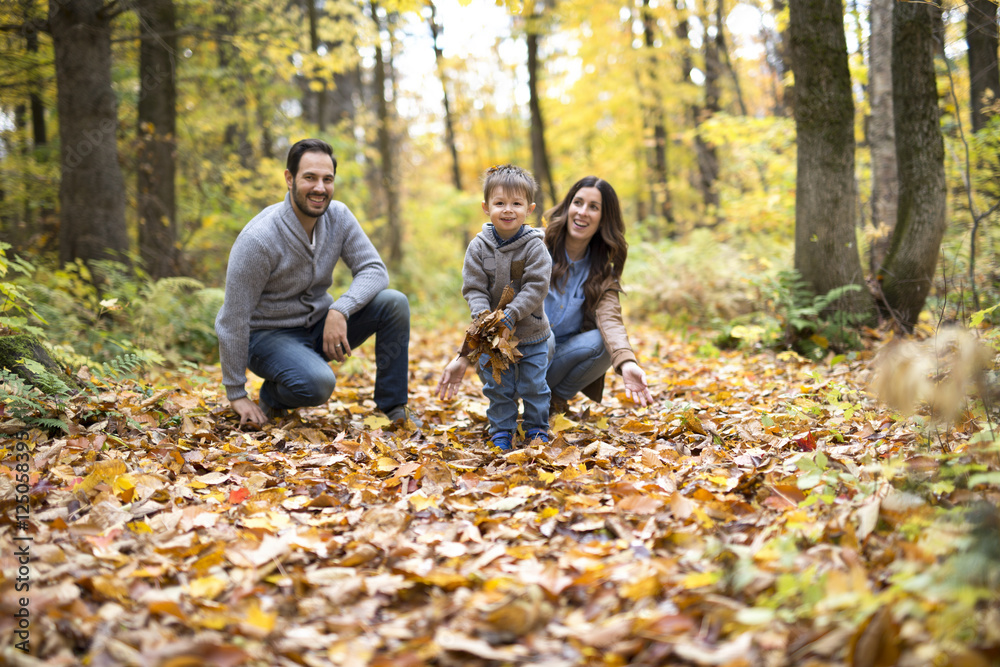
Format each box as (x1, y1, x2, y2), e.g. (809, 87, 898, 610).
(694, 0, 721, 221)
(49, 0, 130, 269)
(878, 0, 946, 331)
(640, 0, 674, 236)
(306, 0, 328, 132)
(867, 0, 896, 273)
(526, 7, 556, 214)
(371, 0, 402, 269)
(428, 2, 462, 192)
(967, 0, 999, 133)
(137, 0, 178, 280)
(789, 0, 873, 315)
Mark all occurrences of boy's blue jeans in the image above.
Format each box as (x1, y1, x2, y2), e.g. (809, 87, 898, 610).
(247, 289, 410, 413)
(478, 333, 553, 435)
(546, 329, 612, 401)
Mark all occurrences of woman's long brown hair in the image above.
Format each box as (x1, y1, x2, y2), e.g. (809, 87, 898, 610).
(543, 177, 628, 317)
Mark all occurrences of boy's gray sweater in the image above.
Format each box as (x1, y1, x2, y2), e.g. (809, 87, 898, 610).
(215, 194, 388, 401)
(462, 224, 552, 346)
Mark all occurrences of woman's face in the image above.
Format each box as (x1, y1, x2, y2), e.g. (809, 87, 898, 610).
(566, 186, 603, 247)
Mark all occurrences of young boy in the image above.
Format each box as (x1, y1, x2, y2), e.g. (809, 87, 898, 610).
(437, 164, 553, 451)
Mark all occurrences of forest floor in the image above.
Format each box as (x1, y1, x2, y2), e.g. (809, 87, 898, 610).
(1, 323, 999, 666)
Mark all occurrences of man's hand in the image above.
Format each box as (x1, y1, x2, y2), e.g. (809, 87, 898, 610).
(437, 355, 471, 401)
(323, 309, 351, 362)
(231, 396, 267, 425)
(620, 361, 653, 407)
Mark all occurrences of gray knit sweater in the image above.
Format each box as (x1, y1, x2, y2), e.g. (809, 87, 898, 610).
(215, 193, 389, 401)
(462, 224, 552, 346)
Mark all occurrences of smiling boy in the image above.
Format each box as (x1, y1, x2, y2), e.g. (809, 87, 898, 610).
(438, 164, 553, 451)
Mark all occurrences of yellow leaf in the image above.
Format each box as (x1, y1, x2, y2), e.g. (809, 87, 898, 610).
(596, 417, 609, 429)
(409, 494, 440, 511)
(79, 459, 127, 493)
(376, 457, 399, 472)
(244, 601, 277, 633)
(537, 506, 559, 519)
(365, 414, 392, 430)
(188, 575, 228, 600)
(538, 470, 558, 484)
(127, 519, 152, 534)
(621, 575, 662, 600)
(681, 570, 720, 589)
(551, 413, 575, 433)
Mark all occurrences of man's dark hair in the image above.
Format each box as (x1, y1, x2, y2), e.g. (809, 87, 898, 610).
(286, 138, 337, 178)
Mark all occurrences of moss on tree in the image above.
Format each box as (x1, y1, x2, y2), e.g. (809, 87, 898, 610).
(0, 333, 79, 393)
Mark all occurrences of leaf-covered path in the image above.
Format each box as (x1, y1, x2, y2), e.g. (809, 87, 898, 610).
(2, 325, 998, 666)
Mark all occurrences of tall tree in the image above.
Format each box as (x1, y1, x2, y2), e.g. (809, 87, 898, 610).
(137, 0, 178, 279)
(867, 0, 896, 273)
(525, 3, 557, 213)
(639, 0, 674, 236)
(370, 0, 402, 269)
(427, 1, 462, 192)
(49, 0, 130, 269)
(967, 0, 999, 133)
(692, 0, 721, 222)
(877, 0, 946, 330)
(789, 0, 873, 315)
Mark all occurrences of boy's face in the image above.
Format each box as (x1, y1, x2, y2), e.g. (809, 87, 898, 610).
(483, 186, 535, 240)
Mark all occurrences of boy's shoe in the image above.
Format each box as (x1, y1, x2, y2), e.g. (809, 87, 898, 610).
(549, 395, 569, 418)
(524, 428, 549, 445)
(490, 431, 514, 451)
(384, 404, 423, 428)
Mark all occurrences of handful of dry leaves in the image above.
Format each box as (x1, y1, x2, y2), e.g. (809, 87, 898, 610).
(460, 284, 522, 383)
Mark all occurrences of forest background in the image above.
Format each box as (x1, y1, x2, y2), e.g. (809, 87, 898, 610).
(0, 0, 996, 365)
(1, 0, 1000, 665)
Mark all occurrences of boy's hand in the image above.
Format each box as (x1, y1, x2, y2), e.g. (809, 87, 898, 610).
(437, 355, 471, 400)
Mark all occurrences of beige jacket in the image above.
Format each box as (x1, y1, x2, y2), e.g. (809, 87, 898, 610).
(580, 276, 638, 402)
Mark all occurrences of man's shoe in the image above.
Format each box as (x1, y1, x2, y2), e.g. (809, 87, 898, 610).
(490, 431, 513, 451)
(259, 396, 288, 421)
(384, 404, 423, 428)
(549, 395, 569, 419)
(524, 428, 549, 445)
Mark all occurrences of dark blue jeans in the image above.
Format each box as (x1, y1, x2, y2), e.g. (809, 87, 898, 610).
(247, 289, 410, 413)
(547, 329, 612, 401)
(477, 333, 553, 435)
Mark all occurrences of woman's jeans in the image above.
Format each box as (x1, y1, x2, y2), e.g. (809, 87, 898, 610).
(478, 334, 553, 435)
(247, 289, 410, 413)
(546, 329, 611, 401)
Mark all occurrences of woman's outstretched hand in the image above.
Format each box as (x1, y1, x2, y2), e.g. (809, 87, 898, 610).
(620, 361, 653, 407)
(437, 355, 471, 401)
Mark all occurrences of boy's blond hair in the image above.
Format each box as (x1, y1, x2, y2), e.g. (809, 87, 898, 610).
(482, 164, 537, 203)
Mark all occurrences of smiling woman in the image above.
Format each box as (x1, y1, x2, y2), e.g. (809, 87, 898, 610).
(542, 176, 653, 415)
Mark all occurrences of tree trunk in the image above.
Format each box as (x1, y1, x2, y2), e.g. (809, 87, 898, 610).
(49, 0, 130, 269)
(867, 0, 896, 274)
(428, 2, 462, 192)
(878, 0, 946, 331)
(371, 0, 402, 269)
(526, 15, 556, 214)
(769, 0, 792, 116)
(967, 0, 999, 133)
(640, 0, 674, 236)
(694, 0, 721, 221)
(789, 0, 874, 315)
(306, 0, 328, 132)
(137, 0, 178, 280)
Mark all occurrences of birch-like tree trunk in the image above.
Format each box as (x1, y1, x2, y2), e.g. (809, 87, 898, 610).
(867, 0, 896, 274)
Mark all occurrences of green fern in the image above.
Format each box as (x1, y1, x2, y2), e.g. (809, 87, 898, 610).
(103, 353, 145, 380)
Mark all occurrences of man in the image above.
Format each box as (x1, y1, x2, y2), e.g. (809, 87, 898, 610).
(215, 138, 416, 426)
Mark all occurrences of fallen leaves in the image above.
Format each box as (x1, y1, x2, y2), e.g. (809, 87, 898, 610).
(1, 324, 998, 665)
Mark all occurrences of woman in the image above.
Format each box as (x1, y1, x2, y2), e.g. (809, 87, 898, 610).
(543, 176, 652, 414)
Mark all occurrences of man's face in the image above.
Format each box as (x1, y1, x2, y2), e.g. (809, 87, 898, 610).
(285, 151, 336, 219)
(482, 186, 535, 240)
